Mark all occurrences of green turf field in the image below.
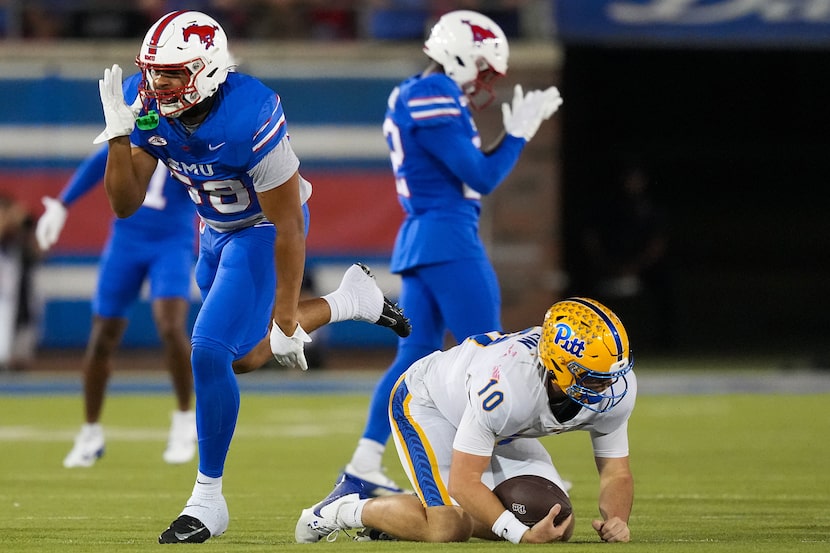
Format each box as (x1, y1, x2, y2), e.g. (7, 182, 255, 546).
(0, 383, 828, 551)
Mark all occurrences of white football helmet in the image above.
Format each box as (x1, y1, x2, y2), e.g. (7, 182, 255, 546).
(538, 297, 633, 413)
(423, 10, 509, 109)
(136, 11, 235, 117)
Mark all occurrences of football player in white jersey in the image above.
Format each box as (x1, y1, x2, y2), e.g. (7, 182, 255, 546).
(297, 297, 636, 544)
(92, 10, 410, 544)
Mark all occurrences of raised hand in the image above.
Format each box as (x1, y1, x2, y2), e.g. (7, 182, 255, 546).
(93, 64, 141, 144)
(501, 84, 563, 142)
(35, 196, 68, 251)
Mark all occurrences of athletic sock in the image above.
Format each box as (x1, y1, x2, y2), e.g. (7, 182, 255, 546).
(348, 438, 385, 474)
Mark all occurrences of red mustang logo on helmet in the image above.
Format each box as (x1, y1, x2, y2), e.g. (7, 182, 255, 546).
(462, 19, 498, 43)
(182, 23, 218, 49)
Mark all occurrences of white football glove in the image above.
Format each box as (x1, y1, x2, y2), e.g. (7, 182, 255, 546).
(501, 84, 563, 142)
(93, 64, 142, 145)
(35, 196, 68, 251)
(269, 321, 312, 371)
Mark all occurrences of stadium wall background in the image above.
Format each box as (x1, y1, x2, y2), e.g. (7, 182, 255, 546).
(2, 40, 827, 362)
(0, 42, 561, 351)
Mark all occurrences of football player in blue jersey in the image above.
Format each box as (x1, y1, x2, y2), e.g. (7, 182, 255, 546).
(91, 10, 410, 544)
(36, 146, 198, 469)
(337, 10, 564, 496)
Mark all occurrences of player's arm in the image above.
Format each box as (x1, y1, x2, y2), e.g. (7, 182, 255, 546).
(36, 145, 110, 251)
(592, 455, 633, 542)
(102, 138, 158, 218)
(92, 63, 157, 218)
(59, 145, 109, 205)
(447, 448, 503, 529)
(450, 406, 570, 544)
(449, 449, 570, 544)
(480, 129, 508, 155)
(256, 169, 306, 337)
(416, 123, 524, 195)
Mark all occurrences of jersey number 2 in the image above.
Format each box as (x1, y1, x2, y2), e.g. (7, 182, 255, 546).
(383, 116, 411, 198)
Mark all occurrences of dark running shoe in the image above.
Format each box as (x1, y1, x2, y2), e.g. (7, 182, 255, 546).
(354, 528, 398, 541)
(158, 514, 211, 544)
(356, 263, 412, 338)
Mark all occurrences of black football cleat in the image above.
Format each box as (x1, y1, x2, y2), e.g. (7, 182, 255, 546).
(158, 514, 211, 544)
(378, 296, 411, 338)
(354, 527, 398, 541)
(356, 263, 412, 338)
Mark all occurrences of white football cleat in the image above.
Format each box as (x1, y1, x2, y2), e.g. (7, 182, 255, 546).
(63, 423, 105, 468)
(163, 410, 197, 464)
(295, 474, 369, 543)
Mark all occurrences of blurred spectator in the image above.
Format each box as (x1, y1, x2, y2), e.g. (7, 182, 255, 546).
(309, 3, 358, 40)
(363, 0, 432, 40)
(223, 0, 304, 39)
(0, 194, 40, 371)
(577, 163, 675, 351)
(21, 3, 65, 39)
(9, 0, 526, 40)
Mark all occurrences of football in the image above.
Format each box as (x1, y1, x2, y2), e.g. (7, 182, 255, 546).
(493, 475, 573, 526)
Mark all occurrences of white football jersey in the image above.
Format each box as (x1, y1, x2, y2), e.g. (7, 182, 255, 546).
(403, 327, 637, 459)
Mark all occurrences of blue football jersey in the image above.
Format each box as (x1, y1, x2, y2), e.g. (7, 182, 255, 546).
(385, 73, 483, 217)
(384, 73, 524, 272)
(126, 72, 293, 231)
(60, 144, 195, 245)
(58, 143, 195, 318)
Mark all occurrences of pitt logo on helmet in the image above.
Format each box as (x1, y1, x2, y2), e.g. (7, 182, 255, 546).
(552, 323, 586, 358)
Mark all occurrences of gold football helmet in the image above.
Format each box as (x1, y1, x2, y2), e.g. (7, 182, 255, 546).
(539, 297, 632, 412)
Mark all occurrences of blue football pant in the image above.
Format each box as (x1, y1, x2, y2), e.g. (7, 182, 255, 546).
(94, 226, 193, 317)
(362, 257, 502, 445)
(191, 208, 308, 477)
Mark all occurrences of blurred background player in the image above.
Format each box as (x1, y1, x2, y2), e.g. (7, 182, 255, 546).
(338, 9, 563, 496)
(0, 194, 40, 372)
(92, 10, 410, 543)
(296, 297, 635, 544)
(36, 145, 198, 468)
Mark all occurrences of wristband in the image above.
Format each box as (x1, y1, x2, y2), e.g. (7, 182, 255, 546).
(492, 510, 530, 544)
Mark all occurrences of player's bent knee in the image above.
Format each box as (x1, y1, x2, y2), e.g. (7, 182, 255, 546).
(232, 338, 271, 374)
(425, 506, 473, 542)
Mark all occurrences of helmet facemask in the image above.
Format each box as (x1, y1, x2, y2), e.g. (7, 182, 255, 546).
(138, 60, 206, 118)
(555, 357, 633, 413)
(461, 60, 503, 110)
